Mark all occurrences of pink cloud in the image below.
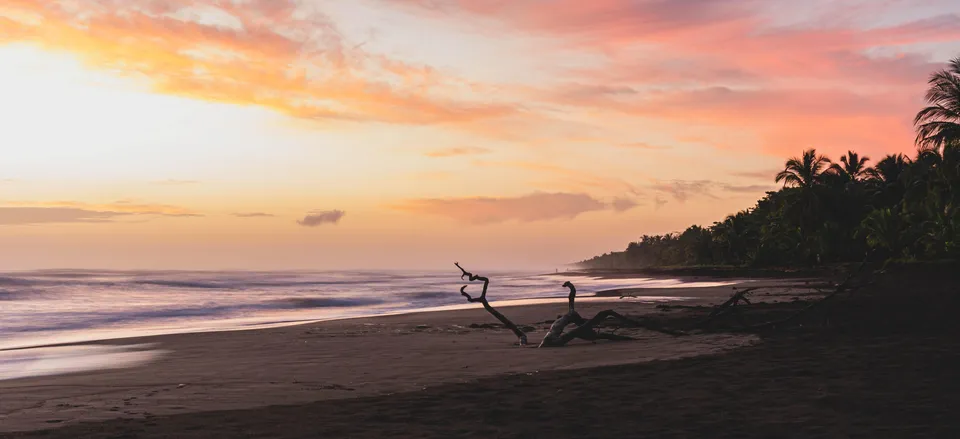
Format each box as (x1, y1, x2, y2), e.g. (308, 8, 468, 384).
(392, 0, 956, 157)
(393, 192, 613, 224)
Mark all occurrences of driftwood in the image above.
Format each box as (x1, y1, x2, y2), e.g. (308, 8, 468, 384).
(455, 263, 528, 346)
(455, 264, 680, 347)
(694, 259, 873, 333)
(696, 287, 758, 329)
(539, 282, 636, 347)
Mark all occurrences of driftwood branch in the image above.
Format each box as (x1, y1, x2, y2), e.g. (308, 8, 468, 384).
(697, 287, 759, 329)
(455, 263, 528, 346)
(697, 259, 873, 333)
(539, 282, 588, 347)
(539, 282, 686, 347)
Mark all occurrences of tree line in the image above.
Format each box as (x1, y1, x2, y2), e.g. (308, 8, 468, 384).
(579, 57, 960, 269)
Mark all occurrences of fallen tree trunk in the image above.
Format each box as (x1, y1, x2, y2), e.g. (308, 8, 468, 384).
(455, 263, 528, 346)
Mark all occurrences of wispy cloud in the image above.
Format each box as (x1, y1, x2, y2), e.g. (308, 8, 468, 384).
(653, 180, 718, 203)
(0, 1, 516, 126)
(652, 180, 773, 202)
(393, 192, 632, 224)
(0, 201, 203, 225)
(391, 0, 958, 156)
(719, 184, 775, 193)
(424, 147, 491, 158)
(4, 201, 201, 217)
(233, 212, 275, 218)
(297, 210, 345, 227)
(731, 170, 779, 181)
(610, 196, 640, 212)
(0, 207, 125, 225)
(654, 195, 668, 210)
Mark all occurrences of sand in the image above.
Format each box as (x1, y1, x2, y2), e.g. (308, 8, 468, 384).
(0, 294, 755, 433)
(5, 271, 956, 438)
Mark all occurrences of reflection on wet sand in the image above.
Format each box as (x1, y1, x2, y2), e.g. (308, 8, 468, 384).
(0, 344, 168, 381)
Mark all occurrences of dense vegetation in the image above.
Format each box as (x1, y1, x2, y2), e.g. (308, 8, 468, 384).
(579, 57, 960, 269)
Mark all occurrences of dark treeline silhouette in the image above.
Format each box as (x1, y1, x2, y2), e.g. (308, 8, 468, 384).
(580, 57, 960, 269)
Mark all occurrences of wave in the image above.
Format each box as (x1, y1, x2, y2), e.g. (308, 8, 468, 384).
(4, 296, 392, 334)
(131, 278, 398, 290)
(407, 291, 452, 300)
(270, 297, 386, 309)
(134, 280, 228, 289)
(0, 276, 42, 287)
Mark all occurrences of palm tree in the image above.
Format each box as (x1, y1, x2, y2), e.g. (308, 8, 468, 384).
(775, 149, 833, 258)
(866, 153, 911, 184)
(775, 149, 832, 188)
(859, 208, 905, 256)
(915, 57, 960, 152)
(828, 151, 870, 182)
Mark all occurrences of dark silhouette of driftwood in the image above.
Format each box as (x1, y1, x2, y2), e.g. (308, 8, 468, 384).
(697, 259, 873, 333)
(696, 287, 758, 329)
(455, 263, 528, 346)
(453, 265, 685, 347)
(538, 281, 686, 347)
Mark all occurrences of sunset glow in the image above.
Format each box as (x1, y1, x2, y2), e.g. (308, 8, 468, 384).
(2, 0, 959, 270)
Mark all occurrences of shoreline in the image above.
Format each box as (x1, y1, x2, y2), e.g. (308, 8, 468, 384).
(0, 285, 764, 433)
(0, 275, 763, 352)
(0, 293, 697, 353)
(561, 265, 842, 279)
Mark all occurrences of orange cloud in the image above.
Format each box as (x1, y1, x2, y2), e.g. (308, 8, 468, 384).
(392, 192, 615, 224)
(0, 0, 515, 125)
(3, 0, 954, 160)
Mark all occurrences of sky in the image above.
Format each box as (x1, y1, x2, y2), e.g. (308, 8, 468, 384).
(1, 0, 959, 271)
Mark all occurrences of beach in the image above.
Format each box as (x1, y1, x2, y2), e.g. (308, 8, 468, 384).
(0, 290, 756, 433)
(2, 270, 958, 438)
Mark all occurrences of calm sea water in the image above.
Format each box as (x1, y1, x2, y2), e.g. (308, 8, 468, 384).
(0, 269, 734, 351)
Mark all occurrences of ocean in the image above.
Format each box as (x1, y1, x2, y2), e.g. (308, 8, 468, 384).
(0, 269, 738, 380)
